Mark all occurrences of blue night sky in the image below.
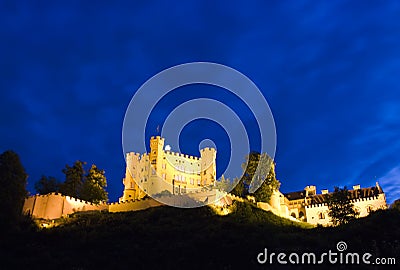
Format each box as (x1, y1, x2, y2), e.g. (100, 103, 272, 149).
(1, 1, 400, 203)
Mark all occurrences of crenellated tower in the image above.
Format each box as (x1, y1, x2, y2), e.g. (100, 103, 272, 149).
(200, 147, 217, 186)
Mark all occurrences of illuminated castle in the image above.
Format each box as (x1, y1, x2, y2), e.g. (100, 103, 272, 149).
(23, 135, 388, 227)
(120, 136, 217, 202)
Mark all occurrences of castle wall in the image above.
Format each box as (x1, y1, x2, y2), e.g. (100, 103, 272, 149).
(305, 193, 388, 226)
(109, 197, 163, 213)
(305, 204, 330, 226)
(22, 193, 107, 220)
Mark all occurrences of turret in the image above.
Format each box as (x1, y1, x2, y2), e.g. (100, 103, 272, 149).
(149, 136, 165, 168)
(200, 147, 217, 186)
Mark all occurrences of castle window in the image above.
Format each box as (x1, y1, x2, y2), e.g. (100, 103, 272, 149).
(162, 163, 166, 169)
(162, 173, 166, 180)
(197, 179, 201, 186)
(318, 212, 325, 219)
(190, 178, 194, 185)
(204, 171, 206, 175)
(367, 205, 373, 213)
(151, 159, 156, 164)
(291, 213, 296, 218)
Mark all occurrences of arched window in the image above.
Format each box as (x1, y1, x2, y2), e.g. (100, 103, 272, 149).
(291, 213, 296, 218)
(367, 205, 374, 213)
(318, 212, 325, 219)
(299, 211, 305, 219)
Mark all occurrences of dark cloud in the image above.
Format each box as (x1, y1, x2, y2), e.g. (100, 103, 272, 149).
(1, 0, 400, 202)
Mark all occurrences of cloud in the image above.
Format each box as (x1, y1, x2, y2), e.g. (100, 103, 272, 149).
(379, 166, 400, 204)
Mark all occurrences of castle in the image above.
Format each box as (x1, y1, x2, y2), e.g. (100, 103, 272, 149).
(120, 136, 217, 202)
(23, 136, 388, 226)
(283, 183, 387, 226)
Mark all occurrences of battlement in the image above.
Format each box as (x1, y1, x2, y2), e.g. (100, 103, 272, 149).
(200, 147, 216, 152)
(28, 192, 106, 206)
(22, 193, 108, 220)
(109, 197, 163, 213)
(165, 150, 201, 161)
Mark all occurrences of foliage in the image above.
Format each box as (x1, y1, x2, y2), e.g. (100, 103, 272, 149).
(59, 161, 108, 203)
(0, 150, 28, 229)
(230, 177, 246, 197)
(326, 186, 358, 226)
(240, 152, 280, 202)
(214, 175, 233, 191)
(153, 190, 172, 198)
(390, 199, 400, 211)
(3, 202, 399, 269)
(80, 165, 108, 203)
(59, 160, 86, 198)
(34, 175, 61, 195)
(252, 164, 280, 202)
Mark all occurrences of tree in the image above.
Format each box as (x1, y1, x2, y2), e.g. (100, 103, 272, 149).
(327, 186, 358, 226)
(80, 165, 108, 204)
(215, 175, 233, 191)
(252, 162, 280, 203)
(59, 160, 86, 198)
(0, 150, 28, 228)
(231, 177, 246, 197)
(391, 199, 400, 211)
(34, 175, 61, 195)
(241, 151, 262, 188)
(242, 152, 280, 202)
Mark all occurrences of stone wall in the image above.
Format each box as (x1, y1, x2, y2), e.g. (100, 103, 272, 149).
(23, 193, 108, 220)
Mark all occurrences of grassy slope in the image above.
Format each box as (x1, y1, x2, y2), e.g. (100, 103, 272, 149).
(0, 201, 399, 269)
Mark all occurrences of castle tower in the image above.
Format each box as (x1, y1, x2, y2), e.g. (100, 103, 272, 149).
(120, 152, 141, 202)
(149, 136, 164, 169)
(148, 136, 165, 194)
(200, 147, 217, 186)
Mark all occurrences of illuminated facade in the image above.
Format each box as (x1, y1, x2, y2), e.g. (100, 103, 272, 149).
(120, 136, 217, 202)
(284, 183, 387, 226)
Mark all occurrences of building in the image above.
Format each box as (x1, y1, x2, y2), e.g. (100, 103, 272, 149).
(284, 183, 387, 226)
(120, 136, 217, 202)
(22, 135, 388, 225)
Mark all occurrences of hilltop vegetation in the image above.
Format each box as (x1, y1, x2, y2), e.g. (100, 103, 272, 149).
(1, 201, 399, 269)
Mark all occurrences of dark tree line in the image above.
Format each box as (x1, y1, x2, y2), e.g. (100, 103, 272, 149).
(35, 160, 108, 204)
(0, 150, 28, 229)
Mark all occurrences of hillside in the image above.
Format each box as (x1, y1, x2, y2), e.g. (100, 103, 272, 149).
(1, 201, 399, 269)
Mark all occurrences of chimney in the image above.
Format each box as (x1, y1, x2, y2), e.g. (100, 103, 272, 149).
(353, 185, 360, 190)
(321, 189, 329, 195)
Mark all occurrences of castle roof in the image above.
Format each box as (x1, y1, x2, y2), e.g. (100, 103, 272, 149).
(283, 190, 306, 201)
(284, 184, 384, 204)
(308, 185, 383, 205)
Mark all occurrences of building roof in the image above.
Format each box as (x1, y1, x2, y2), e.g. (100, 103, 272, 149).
(283, 190, 306, 201)
(308, 186, 383, 205)
(284, 184, 384, 205)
